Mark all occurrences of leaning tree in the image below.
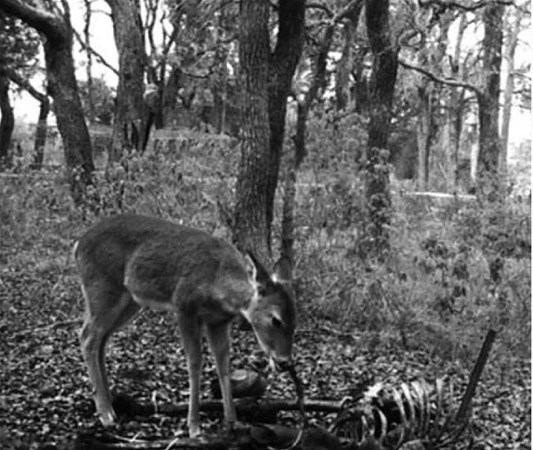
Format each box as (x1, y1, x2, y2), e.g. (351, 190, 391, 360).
(0, 0, 94, 203)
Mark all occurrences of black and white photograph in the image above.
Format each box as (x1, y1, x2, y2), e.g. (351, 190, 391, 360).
(0, 0, 530, 448)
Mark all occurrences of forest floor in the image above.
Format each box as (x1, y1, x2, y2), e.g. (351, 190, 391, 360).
(0, 253, 529, 450)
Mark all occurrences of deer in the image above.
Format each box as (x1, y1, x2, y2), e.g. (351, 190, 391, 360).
(73, 214, 296, 438)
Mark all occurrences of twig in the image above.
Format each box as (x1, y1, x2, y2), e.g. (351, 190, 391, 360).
(398, 58, 482, 97)
(72, 27, 119, 75)
(13, 319, 81, 338)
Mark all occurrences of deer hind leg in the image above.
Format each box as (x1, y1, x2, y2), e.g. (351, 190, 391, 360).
(206, 321, 236, 428)
(177, 314, 203, 438)
(79, 282, 140, 426)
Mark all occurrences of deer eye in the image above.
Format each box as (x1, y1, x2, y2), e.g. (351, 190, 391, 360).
(271, 316, 283, 328)
(257, 285, 267, 296)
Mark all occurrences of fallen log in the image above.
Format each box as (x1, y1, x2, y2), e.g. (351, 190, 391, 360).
(112, 394, 345, 423)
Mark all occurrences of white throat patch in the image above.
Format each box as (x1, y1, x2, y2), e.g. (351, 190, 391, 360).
(240, 278, 260, 322)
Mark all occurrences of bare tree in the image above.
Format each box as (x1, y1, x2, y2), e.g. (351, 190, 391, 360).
(400, 2, 507, 193)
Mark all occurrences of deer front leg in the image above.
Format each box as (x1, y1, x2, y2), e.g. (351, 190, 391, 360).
(178, 315, 203, 438)
(206, 321, 236, 429)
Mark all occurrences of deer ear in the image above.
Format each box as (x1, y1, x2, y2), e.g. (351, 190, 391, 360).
(245, 251, 271, 285)
(272, 257, 291, 283)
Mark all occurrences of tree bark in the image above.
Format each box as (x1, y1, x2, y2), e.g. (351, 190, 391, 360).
(106, 0, 147, 161)
(416, 84, 431, 190)
(0, 75, 14, 166)
(83, 0, 96, 124)
(335, 3, 363, 111)
(0, 0, 94, 203)
(233, 0, 272, 262)
(499, 11, 521, 177)
(448, 14, 467, 187)
(266, 0, 306, 250)
(477, 4, 503, 185)
(364, 0, 398, 256)
(281, 35, 335, 275)
(280, 0, 363, 274)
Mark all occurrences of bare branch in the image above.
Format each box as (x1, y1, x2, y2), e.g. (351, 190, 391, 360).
(72, 27, 119, 75)
(399, 58, 482, 96)
(419, 0, 513, 12)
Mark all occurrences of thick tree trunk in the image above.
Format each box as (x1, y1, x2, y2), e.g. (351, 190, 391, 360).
(106, 0, 147, 161)
(477, 4, 503, 184)
(31, 98, 50, 169)
(43, 32, 95, 201)
(364, 0, 398, 257)
(233, 0, 271, 262)
(266, 0, 305, 249)
(0, 75, 14, 166)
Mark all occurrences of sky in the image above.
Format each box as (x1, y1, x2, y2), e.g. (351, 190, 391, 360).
(9, 0, 532, 154)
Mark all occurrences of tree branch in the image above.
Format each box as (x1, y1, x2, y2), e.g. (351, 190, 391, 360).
(0, 0, 65, 42)
(0, 67, 48, 103)
(72, 27, 119, 75)
(399, 58, 483, 96)
(419, 0, 512, 12)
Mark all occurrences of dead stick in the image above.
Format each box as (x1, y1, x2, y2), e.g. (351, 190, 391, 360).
(454, 329, 497, 423)
(13, 319, 82, 338)
(119, 398, 345, 418)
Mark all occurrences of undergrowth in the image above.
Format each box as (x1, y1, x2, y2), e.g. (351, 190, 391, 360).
(1, 130, 530, 373)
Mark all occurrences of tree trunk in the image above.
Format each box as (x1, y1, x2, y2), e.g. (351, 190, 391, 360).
(83, 0, 96, 124)
(449, 14, 467, 187)
(43, 32, 95, 201)
(416, 84, 431, 190)
(335, 3, 363, 111)
(499, 11, 521, 177)
(106, 0, 147, 161)
(233, 0, 271, 263)
(353, 47, 370, 115)
(477, 4, 503, 185)
(364, 0, 398, 257)
(31, 98, 50, 169)
(280, 2, 361, 273)
(0, 75, 14, 166)
(0, 0, 95, 204)
(266, 0, 306, 250)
